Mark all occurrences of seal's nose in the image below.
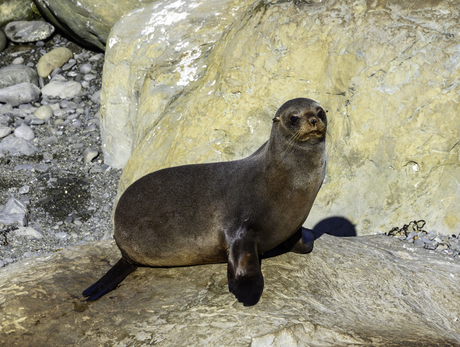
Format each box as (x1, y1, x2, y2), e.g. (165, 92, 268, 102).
(309, 117, 318, 127)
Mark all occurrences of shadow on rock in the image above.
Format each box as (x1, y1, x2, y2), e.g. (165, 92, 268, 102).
(310, 216, 356, 239)
(261, 217, 356, 260)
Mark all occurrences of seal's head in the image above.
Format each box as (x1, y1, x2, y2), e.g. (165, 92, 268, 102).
(272, 98, 327, 143)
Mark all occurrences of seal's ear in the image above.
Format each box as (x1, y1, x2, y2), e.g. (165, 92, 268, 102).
(272, 116, 280, 123)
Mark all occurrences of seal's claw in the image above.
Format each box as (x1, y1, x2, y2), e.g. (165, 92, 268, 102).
(301, 227, 314, 253)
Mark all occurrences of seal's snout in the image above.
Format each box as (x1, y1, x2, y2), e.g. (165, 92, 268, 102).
(309, 117, 318, 127)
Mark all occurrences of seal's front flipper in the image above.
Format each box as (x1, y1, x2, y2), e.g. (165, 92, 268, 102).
(82, 258, 137, 301)
(227, 238, 264, 306)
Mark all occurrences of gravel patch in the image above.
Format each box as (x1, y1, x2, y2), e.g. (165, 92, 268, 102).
(0, 33, 121, 268)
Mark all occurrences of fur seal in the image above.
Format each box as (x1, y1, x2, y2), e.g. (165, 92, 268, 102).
(83, 98, 327, 306)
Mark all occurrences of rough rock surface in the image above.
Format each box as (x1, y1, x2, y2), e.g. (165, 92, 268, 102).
(101, 0, 255, 167)
(0, 234, 459, 346)
(101, 0, 460, 235)
(33, 0, 160, 51)
(0, 0, 35, 28)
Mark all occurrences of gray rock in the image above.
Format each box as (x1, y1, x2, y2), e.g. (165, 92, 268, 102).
(61, 59, 76, 71)
(19, 185, 29, 194)
(0, 235, 460, 346)
(29, 118, 45, 125)
(83, 74, 96, 81)
(0, 82, 40, 106)
(41, 80, 82, 99)
(0, 134, 38, 156)
(34, 164, 50, 173)
(427, 230, 437, 240)
(0, 103, 12, 115)
(33, 0, 157, 50)
(14, 124, 34, 141)
(55, 232, 68, 239)
(79, 63, 92, 74)
(406, 231, 418, 242)
(4, 21, 55, 43)
(437, 244, 449, 251)
(0, 30, 7, 53)
(0, 126, 11, 138)
(413, 237, 425, 247)
(13, 226, 43, 239)
(0, 213, 27, 226)
(11, 57, 24, 65)
(50, 67, 62, 78)
(43, 152, 53, 160)
(90, 89, 101, 104)
(83, 147, 98, 163)
(39, 135, 58, 146)
(425, 241, 439, 250)
(0, 116, 12, 128)
(88, 53, 104, 62)
(14, 163, 34, 171)
(3, 197, 27, 215)
(0, 259, 3, 268)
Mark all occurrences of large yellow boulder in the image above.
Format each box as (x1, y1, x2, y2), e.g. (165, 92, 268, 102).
(101, 0, 460, 235)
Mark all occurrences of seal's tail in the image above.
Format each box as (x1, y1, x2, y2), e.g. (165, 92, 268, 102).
(82, 258, 138, 301)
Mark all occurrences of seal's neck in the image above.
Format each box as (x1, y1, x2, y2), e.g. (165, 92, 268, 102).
(264, 126, 326, 172)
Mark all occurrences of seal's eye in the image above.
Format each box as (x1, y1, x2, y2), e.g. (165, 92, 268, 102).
(290, 115, 299, 124)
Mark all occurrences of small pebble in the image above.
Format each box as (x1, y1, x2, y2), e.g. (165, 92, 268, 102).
(83, 74, 96, 81)
(29, 118, 45, 125)
(34, 105, 54, 120)
(80, 63, 92, 74)
(19, 185, 30, 194)
(61, 59, 77, 71)
(12, 57, 24, 65)
(83, 147, 99, 163)
(55, 232, 68, 240)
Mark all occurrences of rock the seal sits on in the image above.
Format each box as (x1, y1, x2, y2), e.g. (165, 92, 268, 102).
(82, 98, 327, 306)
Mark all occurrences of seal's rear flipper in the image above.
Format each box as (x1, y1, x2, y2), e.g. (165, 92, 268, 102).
(260, 227, 314, 259)
(82, 258, 137, 301)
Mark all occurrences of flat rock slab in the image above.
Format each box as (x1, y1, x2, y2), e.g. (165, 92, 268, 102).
(4, 21, 55, 43)
(1, 234, 459, 346)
